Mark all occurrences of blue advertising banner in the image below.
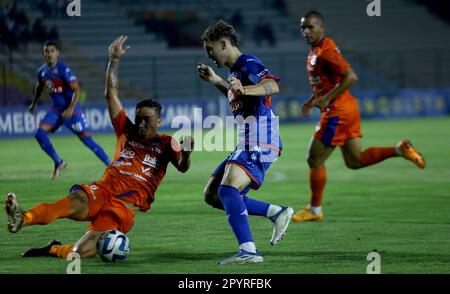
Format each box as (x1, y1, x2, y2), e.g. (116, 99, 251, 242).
(0, 98, 225, 138)
(273, 88, 450, 122)
(1, 89, 449, 139)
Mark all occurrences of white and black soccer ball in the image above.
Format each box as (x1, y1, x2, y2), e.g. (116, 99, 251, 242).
(96, 230, 130, 262)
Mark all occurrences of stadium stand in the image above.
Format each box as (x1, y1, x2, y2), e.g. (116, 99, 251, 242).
(1, 0, 450, 106)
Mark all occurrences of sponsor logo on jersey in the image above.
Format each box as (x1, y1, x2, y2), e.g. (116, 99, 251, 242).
(129, 141, 162, 153)
(120, 149, 135, 159)
(256, 69, 269, 77)
(119, 170, 148, 182)
(142, 154, 157, 173)
(112, 161, 132, 167)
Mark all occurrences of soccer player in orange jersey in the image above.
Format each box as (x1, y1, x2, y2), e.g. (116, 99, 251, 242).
(292, 11, 426, 222)
(4, 36, 194, 259)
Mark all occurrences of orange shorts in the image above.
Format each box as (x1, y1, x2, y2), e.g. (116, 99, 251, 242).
(314, 99, 363, 146)
(71, 183, 135, 233)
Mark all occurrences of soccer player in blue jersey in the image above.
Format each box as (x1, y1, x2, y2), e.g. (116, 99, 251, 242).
(28, 41, 110, 179)
(197, 20, 294, 264)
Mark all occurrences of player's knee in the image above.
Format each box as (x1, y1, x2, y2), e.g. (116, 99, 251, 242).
(68, 190, 89, 216)
(345, 160, 362, 170)
(35, 128, 47, 141)
(307, 155, 322, 168)
(203, 186, 223, 209)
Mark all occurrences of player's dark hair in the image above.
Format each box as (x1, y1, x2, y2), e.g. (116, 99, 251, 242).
(43, 40, 60, 50)
(201, 20, 239, 47)
(136, 99, 162, 117)
(303, 11, 325, 23)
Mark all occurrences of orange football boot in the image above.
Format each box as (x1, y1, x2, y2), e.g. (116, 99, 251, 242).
(292, 207, 324, 222)
(397, 139, 425, 169)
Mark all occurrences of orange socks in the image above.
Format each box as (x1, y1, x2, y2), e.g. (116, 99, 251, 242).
(49, 244, 74, 258)
(24, 197, 72, 226)
(360, 147, 397, 167)
(309, 167, 327, 207)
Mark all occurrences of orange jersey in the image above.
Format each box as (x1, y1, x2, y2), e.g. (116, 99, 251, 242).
(95, 109, 180, 212)
(306, 37, 356, 108)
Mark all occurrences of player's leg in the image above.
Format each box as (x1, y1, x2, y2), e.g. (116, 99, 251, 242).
(340, 138, 425, 170)
(78, 133, 110, 165)
(64, 111, 110, 166)
(22, 192, 135, 259)
(203, 160, 226, 210)
(210, 150, 293, 241)
(204, 161, 286, 219)
(341, 137, 397, 169)
(34, 110, 67, 179)
(292, 137, 335, 222)
(217, 163, 263, 264)
(5, 189, 89, 233)
(203, 175, 223, 209)
(205, 174, 282, 217)
(22, 230, 103, 258)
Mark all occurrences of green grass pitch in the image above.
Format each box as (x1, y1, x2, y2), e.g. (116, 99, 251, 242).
(0, 117, 449, 274)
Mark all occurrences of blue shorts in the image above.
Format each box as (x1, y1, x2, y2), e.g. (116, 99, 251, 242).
(212, 147, 280, 191)
(39, 108, 91, 136)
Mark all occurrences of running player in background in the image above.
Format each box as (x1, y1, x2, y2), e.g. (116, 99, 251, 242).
(197, 20, 293, 264)
(5, 36, 194, 259)
(292, 11, 426, 222)
(29, 40, 110, 179)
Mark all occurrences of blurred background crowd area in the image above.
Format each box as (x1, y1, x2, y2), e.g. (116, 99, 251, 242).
(1, 0, 450, 108)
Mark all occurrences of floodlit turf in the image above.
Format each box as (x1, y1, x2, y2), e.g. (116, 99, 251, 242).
(0, 117, 449, 274)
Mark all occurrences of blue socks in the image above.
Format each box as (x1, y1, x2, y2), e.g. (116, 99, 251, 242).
(218, 185, 254, 245)
(35, 129, 109, 166)
(80, 136, 110, 166)
(242, 195, 270, 217)
(35, 128, 62, 165)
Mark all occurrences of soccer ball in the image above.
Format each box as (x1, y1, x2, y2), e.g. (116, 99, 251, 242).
(96, 230, 131, 262)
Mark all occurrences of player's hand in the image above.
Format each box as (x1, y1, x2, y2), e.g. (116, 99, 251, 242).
(300, 94, 317, 117)
(227, 77, 245, 95)
(109, 35, 130, 60)
(28, 104, 37, 115)
(197, 63, 219, 83)
(300, 100, 313, 117)
(313, 92, 334, 111)
(180, 136, 194, 155)
(313, 98, 328, 111)
(61, 107, 74, 119)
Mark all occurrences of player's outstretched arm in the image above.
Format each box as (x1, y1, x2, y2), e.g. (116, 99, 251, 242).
(228, 77, 279, 96)
(28, 81, 44, 115)
(105, 35, 130, 120)
(173, 136, 194, 173)
(197, 63, 228, 97)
